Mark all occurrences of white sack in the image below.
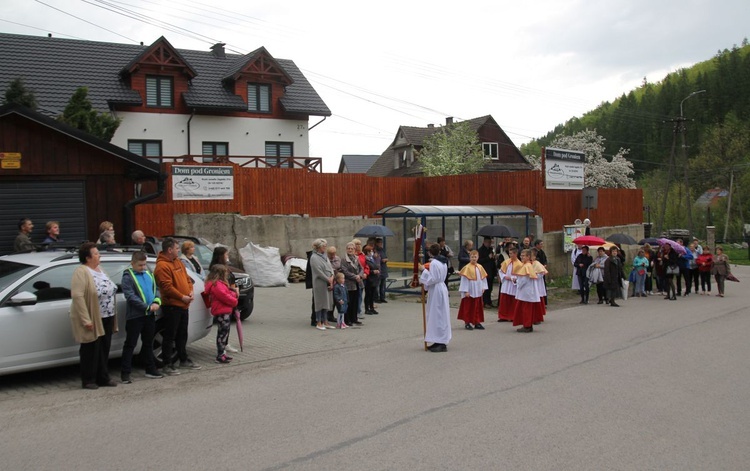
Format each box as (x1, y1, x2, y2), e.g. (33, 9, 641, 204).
(239, 242, 287, 287)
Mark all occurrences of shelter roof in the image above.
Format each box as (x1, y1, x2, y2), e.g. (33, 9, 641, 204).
(375, 205, 534, 217)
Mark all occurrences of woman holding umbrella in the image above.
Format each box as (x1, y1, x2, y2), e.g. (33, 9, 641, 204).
(659, 243, 680, 300)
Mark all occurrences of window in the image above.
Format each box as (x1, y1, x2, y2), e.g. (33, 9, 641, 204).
(248, 83, 271, 112)
(483, 142, 499, 160)
(15, 265, 78, 303)
(145, 76, 173, 108)
(128, 140, 162, 164)
(202, 142, 229, 163)
(265, 142, 293, 168)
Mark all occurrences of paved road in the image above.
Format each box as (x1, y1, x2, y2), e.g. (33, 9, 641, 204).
(1, 268, 749, 470)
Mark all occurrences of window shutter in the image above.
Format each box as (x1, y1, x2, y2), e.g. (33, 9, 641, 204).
(248, 85, 257, 111)
(202, 143, 213, 155)
(259, 85, 270, 112)
(128, 142, 143, 155)
(145, 142, 161, 157)
(160, 78, 172, 107)
(146, 78, 158, 106)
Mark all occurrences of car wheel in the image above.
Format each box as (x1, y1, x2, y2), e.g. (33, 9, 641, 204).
(239, 297, 254, 321)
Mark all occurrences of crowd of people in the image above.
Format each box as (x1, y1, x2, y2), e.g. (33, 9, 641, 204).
(572, 237, 734, 305)
(68, 235, 251, 389)
(305, 237, 389, 331)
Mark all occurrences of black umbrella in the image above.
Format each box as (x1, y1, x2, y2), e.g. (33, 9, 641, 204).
(474, 224, 519, 238)
(606, 233, 638, 245)
(354, 225, 395, 238)
(638, 237, 660, 245)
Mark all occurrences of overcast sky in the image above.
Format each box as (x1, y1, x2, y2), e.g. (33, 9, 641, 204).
(1, 0, 748, 172)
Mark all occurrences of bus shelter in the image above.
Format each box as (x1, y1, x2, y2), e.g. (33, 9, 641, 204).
(374, 205, 534, 293)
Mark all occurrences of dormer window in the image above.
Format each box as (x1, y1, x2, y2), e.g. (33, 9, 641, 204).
(248, 83, 271, 112)
(146, 76, 173, 108)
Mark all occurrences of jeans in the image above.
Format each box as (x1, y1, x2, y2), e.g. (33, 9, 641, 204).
(121, 315, 157, 375)
(378, 276, 387, 301)
(161, 305, 189, 365)
(678, 268, 691, 294)
(578, 274, 589, 301)
(700, 271, 712, 292)
(635, 271, 646, 295)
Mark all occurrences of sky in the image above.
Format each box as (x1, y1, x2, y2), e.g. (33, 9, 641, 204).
(1, 0, 748, 172)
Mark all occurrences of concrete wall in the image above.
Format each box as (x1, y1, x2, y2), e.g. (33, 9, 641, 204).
(174, 213, 643, 276)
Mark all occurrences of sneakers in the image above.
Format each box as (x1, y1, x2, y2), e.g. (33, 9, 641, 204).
(315, 325, 326, 331)
(121, 374, 132, 384)
(225, 344, 239, 353)
(179, 359, 202, 370)
(163, 365, 181, 376)
(341, 323, 349, 329)
(145, 371, 164, 379)
(215, 354, 232, 364)
(465, 324, 474, 330)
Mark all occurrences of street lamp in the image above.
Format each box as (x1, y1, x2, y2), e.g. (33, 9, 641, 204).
(680, 90, 705, 235)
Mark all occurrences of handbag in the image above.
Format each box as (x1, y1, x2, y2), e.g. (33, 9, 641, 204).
(628, 269, 636, 283)
(666, 265, 679, 275)
(726, 273, 740, 282)
(201, 283, 212, 309)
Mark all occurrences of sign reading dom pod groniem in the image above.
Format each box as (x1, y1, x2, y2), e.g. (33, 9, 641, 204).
(172, 165, 234, 200)
(544, 147, 585, 190)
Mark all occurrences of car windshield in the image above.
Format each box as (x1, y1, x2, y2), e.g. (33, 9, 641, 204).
(0, 261, 36, 293)
(192, 244, 214, 270)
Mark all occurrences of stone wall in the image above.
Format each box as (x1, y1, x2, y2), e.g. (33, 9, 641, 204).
(174, 213, 643, 277)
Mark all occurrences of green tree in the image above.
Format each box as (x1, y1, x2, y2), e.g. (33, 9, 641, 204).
(418, 121, 485, 176)
(3, 77, 37, 109)
(58, 87, 121, 141)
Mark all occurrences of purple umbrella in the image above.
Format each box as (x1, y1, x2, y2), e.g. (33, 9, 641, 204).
(234, 308, 244, 352)
(658, 238, 687, 255)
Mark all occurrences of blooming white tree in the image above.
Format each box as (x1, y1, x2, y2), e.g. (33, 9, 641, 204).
(546, 129, 636, 188)
(418, 121, 485, 176)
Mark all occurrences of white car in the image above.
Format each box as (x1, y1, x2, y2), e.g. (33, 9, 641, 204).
(0, 250, 212, 376)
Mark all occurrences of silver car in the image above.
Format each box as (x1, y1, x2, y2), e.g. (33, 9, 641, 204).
(0, 250, 212, 376)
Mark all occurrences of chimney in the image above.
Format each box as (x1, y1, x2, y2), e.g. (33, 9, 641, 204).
(446, 117, 454, 125)
(427, 124, 434, 128)
(210, 42, 226, 58)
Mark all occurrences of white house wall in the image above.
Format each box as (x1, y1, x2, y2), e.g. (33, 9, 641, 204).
(111, 112, 310, 157)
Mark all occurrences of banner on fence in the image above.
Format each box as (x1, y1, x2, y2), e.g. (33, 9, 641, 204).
(172, 165, 234, 200)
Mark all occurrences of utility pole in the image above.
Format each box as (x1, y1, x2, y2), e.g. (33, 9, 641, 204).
(724, 169, 734, 243)
(679, 90, 705, 235)
(657, 122, 678, 235)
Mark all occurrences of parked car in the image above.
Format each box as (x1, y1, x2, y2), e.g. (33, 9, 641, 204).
(144, 235, 255, 320)
(0, 250, 212, 376)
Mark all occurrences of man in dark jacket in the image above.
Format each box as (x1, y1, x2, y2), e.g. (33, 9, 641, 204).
(477, 237, 497, 307)
(574, 245, 593, 304)
(603, 247, 625, 307)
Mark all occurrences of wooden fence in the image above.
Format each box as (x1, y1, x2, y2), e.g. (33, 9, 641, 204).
(135, 163, 643, 235)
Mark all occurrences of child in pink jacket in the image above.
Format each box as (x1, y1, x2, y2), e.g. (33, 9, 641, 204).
(203, 264, 238, 364)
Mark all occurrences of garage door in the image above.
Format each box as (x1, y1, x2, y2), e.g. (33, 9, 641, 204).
(0, 181, 87, 255)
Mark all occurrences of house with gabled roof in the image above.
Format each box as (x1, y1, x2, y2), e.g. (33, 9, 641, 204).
(0, 33, 330, 166)
(337, 154, 380, 173)
(366, 115, 532, 177)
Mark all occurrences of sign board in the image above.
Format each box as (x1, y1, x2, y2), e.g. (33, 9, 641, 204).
(172, 165, 234, 200)
(1, 160, 21, 169)
(563, 224, 587, 253)
(545, 147, 585, 190)
(0, 152, 21, 169)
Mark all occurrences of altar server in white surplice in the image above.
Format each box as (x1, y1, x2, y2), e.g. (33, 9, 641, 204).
(419, 244, 451, 352)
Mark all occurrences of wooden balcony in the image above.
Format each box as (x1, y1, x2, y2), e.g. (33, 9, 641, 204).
(152, 155, 323, 172)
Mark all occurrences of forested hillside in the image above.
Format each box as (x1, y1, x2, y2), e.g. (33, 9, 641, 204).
(521, 40, 750, 240)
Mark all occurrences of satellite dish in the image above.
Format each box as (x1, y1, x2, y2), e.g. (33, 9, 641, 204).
(574, 219, 582, 225)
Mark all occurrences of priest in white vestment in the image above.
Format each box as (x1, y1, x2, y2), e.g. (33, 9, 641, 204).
(419, 244, 451, 352)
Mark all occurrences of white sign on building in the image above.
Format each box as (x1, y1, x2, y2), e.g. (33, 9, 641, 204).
(172, 165, 234, 200)
(544, 147, 585, 190)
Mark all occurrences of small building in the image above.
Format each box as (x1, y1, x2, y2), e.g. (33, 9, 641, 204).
(0, 104, 161, 254)
(366, 115, 532, 177)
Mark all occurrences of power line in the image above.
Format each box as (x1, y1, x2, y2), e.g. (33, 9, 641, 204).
(34, 0, 138, 43)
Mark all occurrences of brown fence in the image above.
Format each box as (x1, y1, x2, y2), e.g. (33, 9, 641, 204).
(135, 163, 643, 235)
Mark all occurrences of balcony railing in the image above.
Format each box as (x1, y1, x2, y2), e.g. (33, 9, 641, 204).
(151, 155, 322, 172)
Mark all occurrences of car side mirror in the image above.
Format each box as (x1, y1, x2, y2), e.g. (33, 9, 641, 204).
(7, 291, 38, 307)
